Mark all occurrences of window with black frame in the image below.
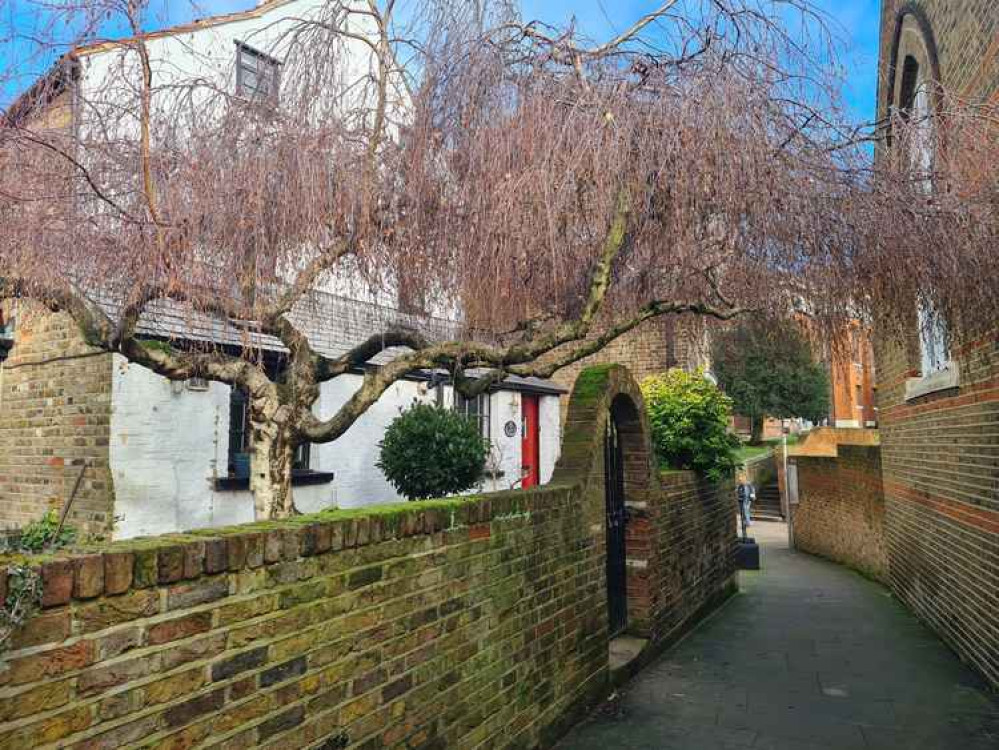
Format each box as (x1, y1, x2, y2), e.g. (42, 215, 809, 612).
(454, 392, 491, 441)
(0, 311, 13, 362)
(228, 387, 310, 478)
(235, 42, 280, 102)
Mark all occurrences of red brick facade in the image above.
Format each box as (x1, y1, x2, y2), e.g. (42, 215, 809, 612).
(875, 1, 999, 688)
(829, 324, 877, 428)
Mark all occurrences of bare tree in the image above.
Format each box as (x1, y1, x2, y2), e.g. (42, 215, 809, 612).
(856, 91, 999, 350)
(6, 0, 983, 519)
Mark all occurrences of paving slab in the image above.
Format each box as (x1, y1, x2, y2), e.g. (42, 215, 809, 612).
(557, 522, 999, 750)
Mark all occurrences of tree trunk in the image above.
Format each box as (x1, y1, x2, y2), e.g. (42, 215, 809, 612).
(749, 415, 765, 446)
(249, 418, 298, 519)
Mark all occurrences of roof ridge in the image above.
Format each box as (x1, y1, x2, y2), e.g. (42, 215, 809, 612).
(73, 0, 298, 57)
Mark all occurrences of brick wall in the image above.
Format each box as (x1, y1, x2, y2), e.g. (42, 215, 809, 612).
(0, 302, 114, 535)
(875, 0, 999, 689)
(878, 0, 999, 119)
(0, 364, 737, 750)
(625, 472, 736, 640)
(790, 445, 887, 583)
(549, 316, 708, 419)
(829, 325, 877, 428)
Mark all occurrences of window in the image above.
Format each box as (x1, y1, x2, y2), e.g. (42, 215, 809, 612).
(917, 298, 950, 375)
(0, 311, 13, 362)
(228, 387, 309, 478)
(454, 392, 491, 441)
(0, 310, 13, 341)
(898, 56, 920, 120)
(894, 50, 951, 386)
(186, 377, 209, 392)
(236, 42, 280, 102)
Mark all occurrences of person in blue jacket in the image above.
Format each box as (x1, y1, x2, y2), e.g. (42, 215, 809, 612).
(736, 471, 756, 539)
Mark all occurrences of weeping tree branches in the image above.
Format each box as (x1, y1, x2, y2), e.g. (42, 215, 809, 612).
(6, 0, 984, 518)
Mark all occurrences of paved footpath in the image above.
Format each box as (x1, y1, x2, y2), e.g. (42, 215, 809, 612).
(558, 522, 999, 750)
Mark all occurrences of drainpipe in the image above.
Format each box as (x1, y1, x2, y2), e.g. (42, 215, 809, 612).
(783, 429, 794, 550)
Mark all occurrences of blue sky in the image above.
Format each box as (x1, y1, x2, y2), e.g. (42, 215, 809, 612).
(518, 0, 882, 124)
(2, 0, 882, 123)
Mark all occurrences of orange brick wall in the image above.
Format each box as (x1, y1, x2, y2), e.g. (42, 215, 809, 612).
(790, 446, 887, 583)
(829, 326, 877, 428)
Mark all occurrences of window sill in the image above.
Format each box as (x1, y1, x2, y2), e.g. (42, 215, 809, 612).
(213, 471, 335, 492)
(905, 363, 959, 401)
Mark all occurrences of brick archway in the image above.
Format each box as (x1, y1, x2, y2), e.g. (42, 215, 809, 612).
(552, 363, 654, 495)
(553, 364, 659, 637)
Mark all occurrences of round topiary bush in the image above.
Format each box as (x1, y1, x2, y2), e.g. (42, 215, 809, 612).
(641, 369, 739, 482)
(377, 402, 490, 500)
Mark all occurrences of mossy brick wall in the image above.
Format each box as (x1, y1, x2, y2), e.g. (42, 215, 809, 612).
(0, 302, 114, 535)
(789, 446, 888, 584)
(876, 2, 999, 690)
(0, 365, 737, 750)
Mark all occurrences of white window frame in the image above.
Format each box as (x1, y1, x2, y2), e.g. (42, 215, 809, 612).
(454, 391, 491, 441)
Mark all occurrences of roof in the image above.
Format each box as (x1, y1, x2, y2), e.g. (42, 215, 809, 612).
(3, 1, 294, 123)
(74, 1, 297, 57)
(92, 287, 460, 366)
(90, 288, 566, 395)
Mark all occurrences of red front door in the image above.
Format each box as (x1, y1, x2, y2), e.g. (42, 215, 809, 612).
(521, 395, 540, 488)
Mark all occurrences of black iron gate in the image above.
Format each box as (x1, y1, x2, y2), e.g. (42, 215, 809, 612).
(604, 411, 628, 636)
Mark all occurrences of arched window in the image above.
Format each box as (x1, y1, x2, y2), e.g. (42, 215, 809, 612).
(898, 56, 920, 119)
(891, 35, 950, 379)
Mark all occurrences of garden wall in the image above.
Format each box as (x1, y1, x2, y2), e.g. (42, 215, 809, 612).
(787, 429, 887, 583)
(0, 365, 737, 750)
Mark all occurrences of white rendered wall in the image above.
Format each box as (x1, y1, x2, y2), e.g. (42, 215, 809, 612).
(314, 374, 433, 509)
(109, 356, 336, 538)
(484, 390, 524, 492)
(539, 395, 562, 484)
(109, 356, 250, 539)
(110, 360, 562, 537)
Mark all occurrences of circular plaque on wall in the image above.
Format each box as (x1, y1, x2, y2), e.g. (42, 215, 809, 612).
(504, 420, 518, 438)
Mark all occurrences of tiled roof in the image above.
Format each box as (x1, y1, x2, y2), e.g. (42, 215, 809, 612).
(89, 289, 565, 394)
(92, 288, 461, 364)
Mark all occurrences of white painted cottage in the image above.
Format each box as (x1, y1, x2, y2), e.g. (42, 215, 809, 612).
(107, 290, 563, 539)
(0, 0, 564, 540)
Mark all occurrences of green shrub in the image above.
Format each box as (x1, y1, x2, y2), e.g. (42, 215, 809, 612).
(19, 509, 76, 553)
(641, 369, 739, 482)
(378, 402, 490, 500)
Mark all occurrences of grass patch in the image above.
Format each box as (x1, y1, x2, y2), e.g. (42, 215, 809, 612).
(734, 434, 801, 464)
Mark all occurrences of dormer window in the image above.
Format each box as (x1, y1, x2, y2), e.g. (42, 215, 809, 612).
(236, 42, 280, 102)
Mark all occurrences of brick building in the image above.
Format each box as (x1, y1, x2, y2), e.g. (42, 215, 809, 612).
(828, 323, 877, 429)
(549, 316, 710, 415)
(874, 0, 999, 687)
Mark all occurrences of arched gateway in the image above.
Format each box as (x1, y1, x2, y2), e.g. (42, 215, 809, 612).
(552, 365, 657, 638)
